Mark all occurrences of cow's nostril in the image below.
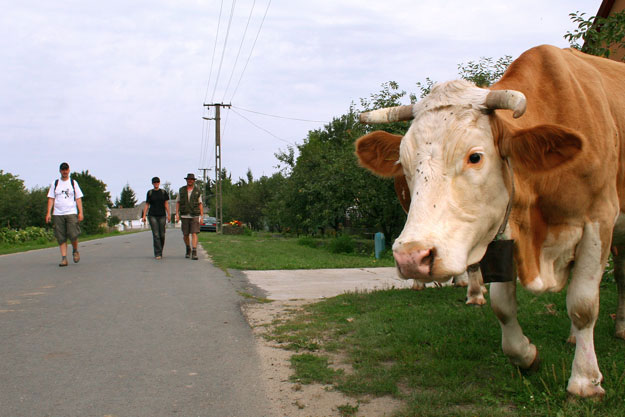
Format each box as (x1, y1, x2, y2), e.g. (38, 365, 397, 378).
(422, 248, 436, 275)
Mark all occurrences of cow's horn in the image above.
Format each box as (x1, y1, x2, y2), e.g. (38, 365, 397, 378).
(484, 90, 526, 119)
(359, 105, 414, 124)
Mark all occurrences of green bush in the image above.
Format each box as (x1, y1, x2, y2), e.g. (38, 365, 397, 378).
(328, 235, 354, 254)
(107, 215, 121, 227)
(297, 236, 318, 249)
(0, 227, 54, 244)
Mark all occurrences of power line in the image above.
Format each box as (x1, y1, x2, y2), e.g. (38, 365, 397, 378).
(230, 108, 297, 146)
(221, 0, 256, 102)
(232, 105, 328, 123)
(203, 0, 225, 103)
(210, 0, 238, 102)
(228, 0, 271, 102)
(199, 116, 213, 169)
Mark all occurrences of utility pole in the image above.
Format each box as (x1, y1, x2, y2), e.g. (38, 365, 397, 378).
(202, 103, 231, 233)
(198, 167, 212, 209)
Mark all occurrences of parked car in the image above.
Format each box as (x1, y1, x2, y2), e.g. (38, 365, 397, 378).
(200, 216, 217, 232)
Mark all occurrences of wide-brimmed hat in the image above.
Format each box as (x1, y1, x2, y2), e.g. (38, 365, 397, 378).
(184, 173, 196, 180)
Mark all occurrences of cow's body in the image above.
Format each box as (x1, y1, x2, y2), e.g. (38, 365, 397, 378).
(356, 45, 625, 397)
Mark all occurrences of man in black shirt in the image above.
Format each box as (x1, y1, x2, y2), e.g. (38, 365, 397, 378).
(141, 177, 171, 259)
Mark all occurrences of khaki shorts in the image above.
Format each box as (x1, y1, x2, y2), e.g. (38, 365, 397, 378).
(53, 214, 81, 244)
(181, 217, 200, 235)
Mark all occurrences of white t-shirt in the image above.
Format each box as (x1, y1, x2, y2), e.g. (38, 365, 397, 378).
(47, 178, 84, 215)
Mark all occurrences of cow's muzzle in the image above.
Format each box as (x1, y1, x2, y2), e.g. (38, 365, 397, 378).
(393, 247, 436, 279)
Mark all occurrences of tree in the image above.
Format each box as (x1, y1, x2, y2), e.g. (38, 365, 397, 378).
(71, 171, 112, 234)
(207, 168, 235, 220)
(272, 91, 407, 241)
(0, 171, 28, 229)
(162, 181, 177, 200)
(565, 10, 625, 60)
(412, 55, 512, 101)
(457, 56, 513, 87)
(25, 186, 50, 228)
(261, 173, 289, 232)
(119, 183, 137, 208)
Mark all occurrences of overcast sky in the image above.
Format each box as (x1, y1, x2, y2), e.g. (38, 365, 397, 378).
(1, 0, 597, 201)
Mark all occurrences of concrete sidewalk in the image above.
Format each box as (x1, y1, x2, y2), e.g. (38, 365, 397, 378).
(243, 267, 416, 300)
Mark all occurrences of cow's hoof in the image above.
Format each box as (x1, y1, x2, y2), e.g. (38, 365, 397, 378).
(411, 280, 425, 291)
(614, 324, 625, 340)
(519, 348, 540, 375)
(567, 380, 605, 399)
(465, 295, 487, 306)
(567, 334, 577, 345)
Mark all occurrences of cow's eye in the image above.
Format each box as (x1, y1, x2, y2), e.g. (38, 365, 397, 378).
(468, 153, 482, 164)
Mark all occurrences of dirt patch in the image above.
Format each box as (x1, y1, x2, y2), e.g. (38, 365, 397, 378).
(242, 300, 403, 417)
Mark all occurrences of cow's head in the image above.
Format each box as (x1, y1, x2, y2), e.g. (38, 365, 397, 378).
(356, 80, 583, 283)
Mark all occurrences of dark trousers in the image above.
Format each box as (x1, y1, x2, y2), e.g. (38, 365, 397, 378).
(148, 215, 167, 257)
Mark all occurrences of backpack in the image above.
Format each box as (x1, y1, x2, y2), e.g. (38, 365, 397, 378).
(54, 177, 77, 201)
(147, 188, 164, 199)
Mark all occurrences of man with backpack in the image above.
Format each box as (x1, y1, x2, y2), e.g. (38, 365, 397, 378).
(141, 176, 171, 259)
(45, 162, 84, 267)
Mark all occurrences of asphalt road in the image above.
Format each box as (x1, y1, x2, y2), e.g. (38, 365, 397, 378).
(0, 230, 274, 417)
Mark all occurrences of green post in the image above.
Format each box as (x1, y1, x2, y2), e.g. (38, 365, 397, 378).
(374, 232, 385, 259)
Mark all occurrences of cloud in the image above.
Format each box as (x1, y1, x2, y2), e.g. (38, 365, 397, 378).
(0, 0, 595, 199)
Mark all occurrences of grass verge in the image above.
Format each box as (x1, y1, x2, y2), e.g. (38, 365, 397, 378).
(0, 230, 144, 255)
(199, 231, 625, 416)
(268, 283, 625, 417)
(197, 232, 395, 270)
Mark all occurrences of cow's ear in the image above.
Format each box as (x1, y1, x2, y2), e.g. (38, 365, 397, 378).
(500, 124, 584, 172)
(355, 130, 403, 177)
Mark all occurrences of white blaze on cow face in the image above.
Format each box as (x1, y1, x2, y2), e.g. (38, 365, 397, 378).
(392, 81, 511, 282)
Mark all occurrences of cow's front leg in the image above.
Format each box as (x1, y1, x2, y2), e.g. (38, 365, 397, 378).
(490, 281, 538, 369)
(566, 223, 605, 397)
(465, 264, 487, 305)
(612, 246, 625, 339)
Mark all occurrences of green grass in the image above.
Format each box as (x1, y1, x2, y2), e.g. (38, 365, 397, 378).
(0, 230, 143, 255)
(197, 232, 395, 269)
(195, 232, 625, 415)
(269, 282, 625, 417)
(290, 353, 343, 384)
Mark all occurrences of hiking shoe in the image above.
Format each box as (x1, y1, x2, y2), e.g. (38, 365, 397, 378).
(192, 249, 198, 260)
(59, 257, 68, 267)
(185, 246, 191, 258)
(72, 250, 80, 263)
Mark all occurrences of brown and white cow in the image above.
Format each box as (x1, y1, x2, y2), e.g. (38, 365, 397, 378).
(355, 45, 625, 397)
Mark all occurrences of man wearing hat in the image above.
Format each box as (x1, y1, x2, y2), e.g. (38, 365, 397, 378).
(175, 173, 204, 260)
(45, 162, 84, 267)
(141, 176, 171, 259)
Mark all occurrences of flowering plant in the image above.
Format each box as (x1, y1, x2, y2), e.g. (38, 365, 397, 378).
(229, 220, 242, 227)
